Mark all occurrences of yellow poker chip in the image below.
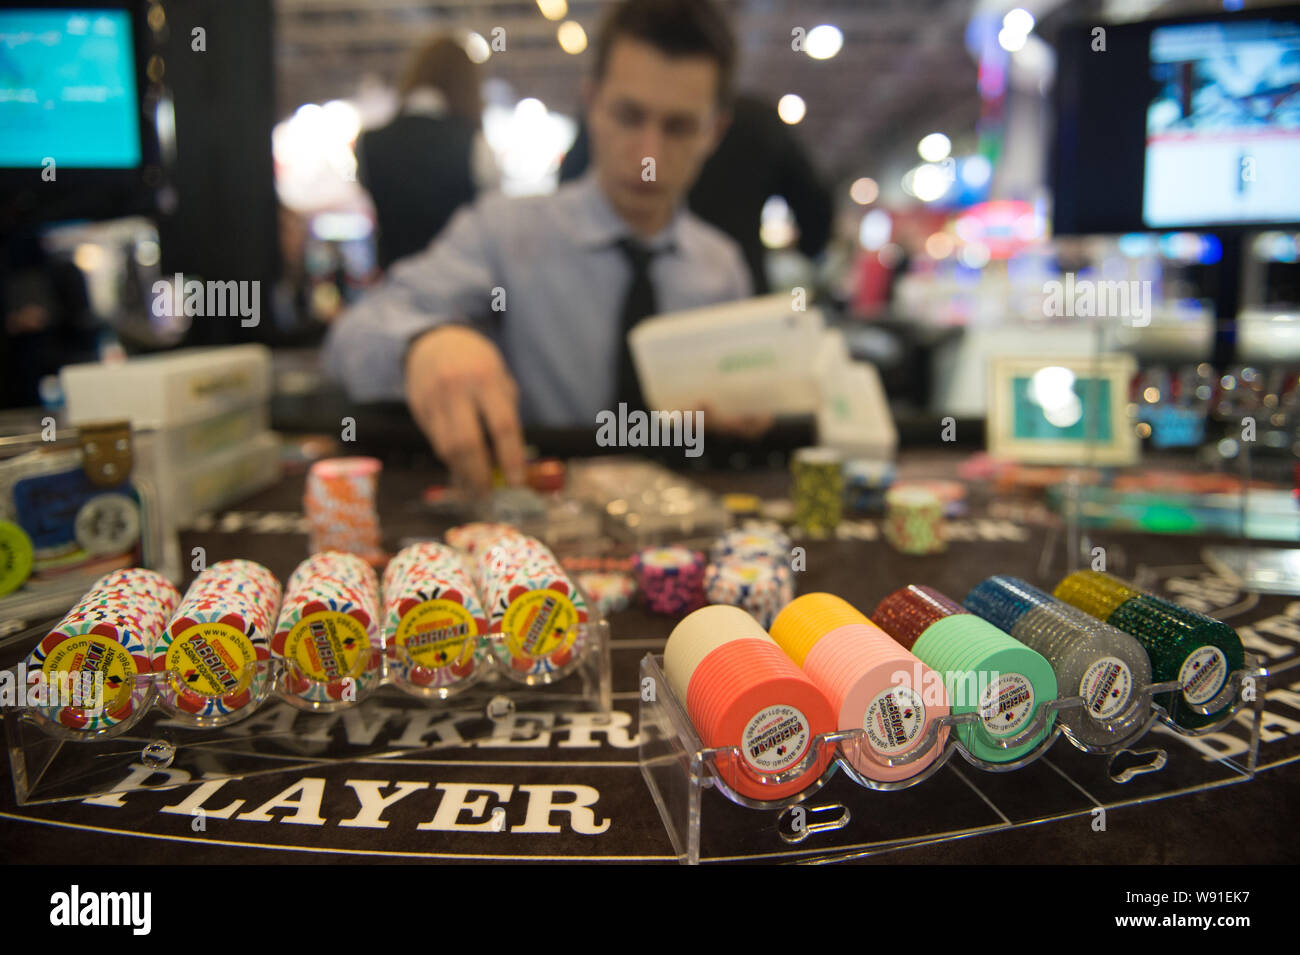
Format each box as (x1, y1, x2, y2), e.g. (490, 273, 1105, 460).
(0, 520, 34, 597)
(722, 493, 761, 514)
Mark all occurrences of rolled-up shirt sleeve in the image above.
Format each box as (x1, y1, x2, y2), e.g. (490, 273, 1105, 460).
(322, 200, 500, 401)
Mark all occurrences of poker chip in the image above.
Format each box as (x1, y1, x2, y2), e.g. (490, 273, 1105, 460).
(965, 576, 1152, 746)
(874, 585, 1057, 763)
(790, 447, 843, 536)
(721, 493, 762, 517)
(574, 571, 637, 616)
(869, 584, 966, 651)
(633, 546, 707, 616)
(1054, 570, 1244, 730)
(842, 459, 895, 514)
(770, 593, 949, 782)
(526, 458, 566, 493)
(0, 519, 34, 597)
(24, 567, 179, 736)
(703, 558, 794, 630)
(902, 479, 966, 517)
(304, 457, 385, 562)
(273, 551, 384, 709)
(446, 522, 522, 558)
(383, 541, 489, 696)
(710, 525, 792, 567)
(665, 605, 835, 801)
(154, 560, 281, 724)
(883, 485, 945, 555)
(471, 533, 590, 684)
(1052, 570, 1139, 622)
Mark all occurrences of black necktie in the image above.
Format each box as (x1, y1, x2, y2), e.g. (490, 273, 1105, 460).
(613, 237, 661, 412)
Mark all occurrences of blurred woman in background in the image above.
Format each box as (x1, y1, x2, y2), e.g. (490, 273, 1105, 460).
(356, 35, 499, 271)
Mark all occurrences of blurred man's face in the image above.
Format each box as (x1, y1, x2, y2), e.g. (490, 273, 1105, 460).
(587, 37, 726, 234)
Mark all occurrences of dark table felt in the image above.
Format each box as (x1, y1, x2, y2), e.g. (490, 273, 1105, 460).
(2, 458, 1297, 864)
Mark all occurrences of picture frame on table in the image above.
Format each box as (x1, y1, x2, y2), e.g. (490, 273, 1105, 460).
(987, 354, 1139, 466)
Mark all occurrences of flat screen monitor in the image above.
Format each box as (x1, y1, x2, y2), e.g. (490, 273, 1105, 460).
(0, 7, 141, 169)
(1053, 5, 1300, 235)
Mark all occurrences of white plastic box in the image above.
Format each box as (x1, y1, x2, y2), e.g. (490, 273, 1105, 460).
(60, 346, 278, 524)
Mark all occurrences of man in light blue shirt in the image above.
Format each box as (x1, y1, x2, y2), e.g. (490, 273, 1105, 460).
(324, 0, 756, 490)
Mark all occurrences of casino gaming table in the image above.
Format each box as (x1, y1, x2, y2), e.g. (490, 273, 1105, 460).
(2, 453, 1297, 865)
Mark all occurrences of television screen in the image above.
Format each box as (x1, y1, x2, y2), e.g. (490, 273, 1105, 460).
(1144, 20, 1300, 227)
(0, 8, 141, 169)
(1052, 6, 1300, 235)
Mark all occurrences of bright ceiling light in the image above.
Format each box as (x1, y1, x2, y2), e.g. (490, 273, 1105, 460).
(465, 31, 490, 64)
(777, 93, 806, 124)
(998, 27, 1027, 52)
(859, 209, 892, 250)
(515, 97, 547, 120)
(1003, 8, 1035, 36)
(911, 163, 952, 202)
(960, 155, 993, 188)
(917, 132, 951, 162)
(924, 232, 955, 259)
(849, 177, 879, 205)
(537, 0, 568, 21)
(806, 24, 843, 60)
(557, 20, 587, 54)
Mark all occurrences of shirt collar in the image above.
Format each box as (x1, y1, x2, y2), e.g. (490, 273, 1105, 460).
(568, 169, 684, 254)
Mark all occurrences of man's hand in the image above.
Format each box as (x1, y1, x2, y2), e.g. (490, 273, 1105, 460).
(404, 325, 527, 492)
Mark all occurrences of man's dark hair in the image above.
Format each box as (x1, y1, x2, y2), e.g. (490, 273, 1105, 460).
(593, 0, 737, 108)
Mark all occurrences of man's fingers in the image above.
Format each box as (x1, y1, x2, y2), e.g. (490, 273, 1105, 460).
(438, 391, 493, 492)
(477, 375, 527, 486)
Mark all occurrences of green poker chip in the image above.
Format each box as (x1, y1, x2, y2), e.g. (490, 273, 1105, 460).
(0, 520, 34, 597)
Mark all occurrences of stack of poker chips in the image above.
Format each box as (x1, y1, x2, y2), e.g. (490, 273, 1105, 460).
(883, 485, 946, 555)
(303, 457, 385, 562)
(634, 546, 707, 616)
(154, 559, 281, 724)
(446, 522, 520, 559)
(771, 593, 949, 782)
(790, 447, 843, 536)
(704, 526, 796, 629)
(383, 542, 488, 695)
(965, 576, 1152, 746)
(1054, 570, 1245, 730)
(872, 585, 1057, 763)
(24, 568, 179, 734)
(842, 459, 895, 514)
(664, 605, 835, 801)
(273, 551, 383, 709)
(573, 571, 637, 616)
(474, 533, 589, 683)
